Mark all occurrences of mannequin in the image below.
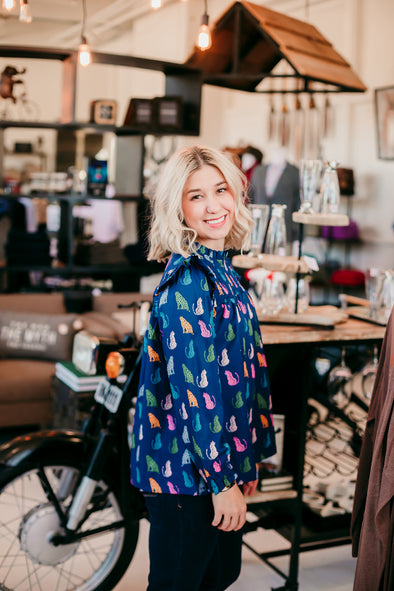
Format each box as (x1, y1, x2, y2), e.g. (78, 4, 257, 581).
(250, 146, 300, 243)
(241, 145, 263, 182)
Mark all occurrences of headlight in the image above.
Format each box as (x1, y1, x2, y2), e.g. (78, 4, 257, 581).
(72, 330, 118, 375)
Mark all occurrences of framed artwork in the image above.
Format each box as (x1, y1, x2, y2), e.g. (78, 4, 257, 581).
(123, 98, 154, 128)
(90, 100, 117, 125)
(375, 86, 394, 160)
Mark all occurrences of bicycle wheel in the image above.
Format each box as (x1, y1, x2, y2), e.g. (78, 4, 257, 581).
(0, 460, 139, 591)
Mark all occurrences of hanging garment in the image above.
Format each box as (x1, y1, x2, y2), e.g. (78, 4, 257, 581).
(351, 307, 394, 591)
(250, 161, 300, 243)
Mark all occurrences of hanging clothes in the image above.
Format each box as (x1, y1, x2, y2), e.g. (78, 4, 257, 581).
(351, 307, 394, 591)
(250, 148, 300, 243)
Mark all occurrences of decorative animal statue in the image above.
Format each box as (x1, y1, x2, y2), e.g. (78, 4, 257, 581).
(0, 66, 26, 102)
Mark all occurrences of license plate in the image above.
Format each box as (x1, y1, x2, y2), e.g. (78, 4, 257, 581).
(94, 379, 124, 413)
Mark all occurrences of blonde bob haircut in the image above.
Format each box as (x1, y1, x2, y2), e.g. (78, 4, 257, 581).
(147, 145, 253, 262)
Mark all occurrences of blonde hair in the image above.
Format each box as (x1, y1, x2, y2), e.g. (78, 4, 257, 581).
(147, 145, 253, 262)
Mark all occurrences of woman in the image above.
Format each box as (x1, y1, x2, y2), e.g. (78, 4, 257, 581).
(130, 145, 276, 591)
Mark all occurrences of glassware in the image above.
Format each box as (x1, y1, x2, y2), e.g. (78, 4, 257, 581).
(382, 270, 394, 321)
(365, 267, 385, 320)
(361, 344, 379, 400)
(286, 276, 310, 313)
(247, 204, 269, 256)
(320, 161, 341, 214)
(260, 272, 285, 315)
(299, 159, 322, 214)
(327, 348, 353, 408)
(265, 203, 287, 256)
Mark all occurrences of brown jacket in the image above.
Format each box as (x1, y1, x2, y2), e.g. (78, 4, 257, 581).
(351, 307, 394, 591)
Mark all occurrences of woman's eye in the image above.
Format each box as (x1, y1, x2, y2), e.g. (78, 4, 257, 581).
(217, 186, 227, 194)
(191, 194, 202, 200)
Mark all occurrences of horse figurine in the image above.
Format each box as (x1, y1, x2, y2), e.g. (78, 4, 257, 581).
(0, 65, 26, 102)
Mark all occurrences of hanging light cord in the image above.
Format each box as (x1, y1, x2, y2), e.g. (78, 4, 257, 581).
(81, 0, 87, 42)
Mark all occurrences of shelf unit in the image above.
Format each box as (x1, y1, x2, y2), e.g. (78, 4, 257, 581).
(242, 328, 384, 591)
(0, 45, 202, 291)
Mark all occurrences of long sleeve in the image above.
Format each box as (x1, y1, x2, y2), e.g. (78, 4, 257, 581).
(157, 264, 238, 492)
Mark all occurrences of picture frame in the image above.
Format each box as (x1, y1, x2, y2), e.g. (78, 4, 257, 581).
(374, 86, 394, 160)
(123, 98, 154, 128)
(153, 96, 183, 131)
(90, 100, 117, 125)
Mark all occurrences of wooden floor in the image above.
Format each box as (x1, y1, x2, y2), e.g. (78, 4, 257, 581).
(114, 518, 356, 591)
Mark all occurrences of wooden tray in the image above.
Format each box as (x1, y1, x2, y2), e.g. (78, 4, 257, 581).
(347, 306, 389, 326)
(257, 305, 348, 328)
(232, 253, 309, 274)
(292, 212, 349, 226)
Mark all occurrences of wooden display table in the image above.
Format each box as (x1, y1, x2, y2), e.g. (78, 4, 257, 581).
(260, 311, 386, 345)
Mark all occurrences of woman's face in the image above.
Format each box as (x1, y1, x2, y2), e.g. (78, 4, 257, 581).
(181, 164, 235, 251)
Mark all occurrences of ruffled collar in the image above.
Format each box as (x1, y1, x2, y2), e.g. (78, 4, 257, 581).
(156, 243, 229, 293)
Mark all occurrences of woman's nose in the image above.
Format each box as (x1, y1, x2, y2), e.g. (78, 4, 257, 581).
(205, 195, 220, 212)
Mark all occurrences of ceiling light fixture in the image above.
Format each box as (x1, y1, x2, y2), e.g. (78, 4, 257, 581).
(150, 0, 162, 9)
(78, 0, 91, 67)
(19, 0, 32, 22)
(196, 0, 212, 51)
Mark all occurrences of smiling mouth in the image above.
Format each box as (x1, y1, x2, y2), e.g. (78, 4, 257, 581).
(205, 215, 226, 226)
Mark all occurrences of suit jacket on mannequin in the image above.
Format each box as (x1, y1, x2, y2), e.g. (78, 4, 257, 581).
(351, 306, 394, 591)
(250, 161, 300, 243)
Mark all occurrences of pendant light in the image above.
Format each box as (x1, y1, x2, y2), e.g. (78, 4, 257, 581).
(150, 0, 162, 8)
(196, 0, 212, 51)
(2, 0, 15, 11)
(19, 0, 32, 23)
(78, 0, 91, 67)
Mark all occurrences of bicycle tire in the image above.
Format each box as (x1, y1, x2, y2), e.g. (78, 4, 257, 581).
(0, 459, 140, 591)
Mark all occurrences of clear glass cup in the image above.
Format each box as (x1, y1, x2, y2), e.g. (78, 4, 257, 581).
(320, 161, 341, 214)
(299, 159, 322, 214)
(382, 270, 394, 321)
(247, 204, 269, 256)
(286, 276, 310, 314)
(260, 273, 285, 315)
(365, 268, 385, 320)
(265, 204, 287, 256)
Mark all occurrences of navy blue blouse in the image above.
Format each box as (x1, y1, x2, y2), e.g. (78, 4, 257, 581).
(130, 244, 276, 495)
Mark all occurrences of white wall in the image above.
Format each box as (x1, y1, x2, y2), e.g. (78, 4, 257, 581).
(1, 0, 393, 269)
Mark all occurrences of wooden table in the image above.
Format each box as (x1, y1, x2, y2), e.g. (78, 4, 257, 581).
(260, 315, 386, 346)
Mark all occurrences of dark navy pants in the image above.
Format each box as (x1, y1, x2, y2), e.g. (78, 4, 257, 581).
(144, 493, 243, 591)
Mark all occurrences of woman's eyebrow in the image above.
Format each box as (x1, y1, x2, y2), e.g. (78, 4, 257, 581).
(187, 181, 226, 193)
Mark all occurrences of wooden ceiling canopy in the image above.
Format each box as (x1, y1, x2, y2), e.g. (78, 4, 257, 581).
(186, 1, 367, 94)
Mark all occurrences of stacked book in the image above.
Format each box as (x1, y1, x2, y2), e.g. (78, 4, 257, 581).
(55, 361, 105, 392)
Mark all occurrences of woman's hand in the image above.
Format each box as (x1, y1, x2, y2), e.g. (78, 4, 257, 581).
(211, 484, 247, 531)
(243, 463, 260, 497)
(243, 478, 258, 497)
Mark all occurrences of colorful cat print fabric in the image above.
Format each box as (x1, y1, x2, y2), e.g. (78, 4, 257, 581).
(130, 244, 276, 495)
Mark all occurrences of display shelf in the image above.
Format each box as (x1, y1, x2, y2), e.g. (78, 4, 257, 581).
(247, 489, 297, 504)
(292, 211, 349, 226)
(0, 45, 203, 291)
(0, 119, 198, 137)
(0, 191, 141, 202)
(0, 45, 202, 136)
(232, 253, 309, 274)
